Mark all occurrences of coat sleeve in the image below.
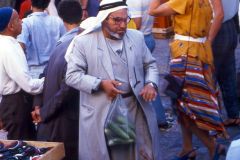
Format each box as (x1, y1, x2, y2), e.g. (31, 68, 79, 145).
(39, 64, 75, 122)
(139, 33, 159, 86)
(3, 45, 44, 94)
(65, 37, 101, 94)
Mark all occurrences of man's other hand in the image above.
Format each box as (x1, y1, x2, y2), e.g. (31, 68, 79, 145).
(100, 80, 125, 100)
(31, 106, 42, 123)
(140, 83, 157, 102)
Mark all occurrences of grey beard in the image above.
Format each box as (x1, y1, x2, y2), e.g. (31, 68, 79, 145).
(108, 30, 124, 40)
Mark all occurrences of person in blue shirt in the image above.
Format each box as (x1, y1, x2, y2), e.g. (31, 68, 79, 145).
(17, 0, 65, 79)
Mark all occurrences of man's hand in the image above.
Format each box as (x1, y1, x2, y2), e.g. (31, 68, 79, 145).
(140, 147, 153, 160)
(31, 106, 42, 123)
(100, 80, 125, 100)
(140, 83, 157, 102)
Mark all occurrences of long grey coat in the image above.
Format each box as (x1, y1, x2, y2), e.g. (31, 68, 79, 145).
(66, 29, 162, 160)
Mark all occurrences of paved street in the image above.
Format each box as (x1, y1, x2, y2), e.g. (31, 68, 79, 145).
(153, 38, 240, 160)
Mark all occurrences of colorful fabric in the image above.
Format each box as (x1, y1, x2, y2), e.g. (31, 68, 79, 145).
(0, 140, 50, 159)
(170, 56, 228, 137)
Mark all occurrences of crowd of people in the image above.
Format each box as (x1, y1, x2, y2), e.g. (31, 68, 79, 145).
(0, 0, 239, 160)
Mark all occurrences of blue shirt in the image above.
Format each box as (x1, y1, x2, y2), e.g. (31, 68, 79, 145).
(221, 0, 239, 22)
(17, 12, 66, 66)
(58, 27, 80, 44)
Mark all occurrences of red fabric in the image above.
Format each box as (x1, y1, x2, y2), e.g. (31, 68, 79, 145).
(19, 0, 31, 19)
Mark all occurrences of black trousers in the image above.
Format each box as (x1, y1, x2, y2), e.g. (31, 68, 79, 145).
(0, 91, 35, 140)
(55, 0, 62, 7)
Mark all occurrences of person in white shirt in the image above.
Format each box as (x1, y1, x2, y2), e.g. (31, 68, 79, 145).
(47, 0, 58, 16)
(127, 0, 155, 52)
(0, 7, 44, 140)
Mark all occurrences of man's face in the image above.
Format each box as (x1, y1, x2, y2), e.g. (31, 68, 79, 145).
(102, 8, 129, 40)
(9, 10, 22, 37)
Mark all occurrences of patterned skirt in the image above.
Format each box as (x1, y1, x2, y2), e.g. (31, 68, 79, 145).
(170, 55, 228, 138)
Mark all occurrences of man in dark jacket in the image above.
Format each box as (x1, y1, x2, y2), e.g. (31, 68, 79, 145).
(212, 0, 240, 126)
(31, 1, 82, 159)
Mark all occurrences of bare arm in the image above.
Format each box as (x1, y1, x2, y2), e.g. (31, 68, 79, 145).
(80, 0, 88, 8)
(18, 42, 26, 55)
(19, 42, 25, 50)
(132, 17, 142, 30)
(80, 0, 88, 20)
(207, 0, 224, 43)
(149, 0, 176, 16)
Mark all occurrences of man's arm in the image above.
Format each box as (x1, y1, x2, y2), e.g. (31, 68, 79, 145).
(18, 42, 26, 53)
(40, 78, 71, 122)
(207, 0, 224, 43)
(3, 48, 44, 94)
(132, 17, 142, 30)
(149, 0, 177, 16)
(80, 0, 88, 20)
(65, 38, 102, 94)
(137, 32, 159, 101)
(31, 80, 71, 123)
(65, 38, 124, 100)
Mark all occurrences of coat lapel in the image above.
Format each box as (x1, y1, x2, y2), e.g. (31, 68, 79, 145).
(124, 33, 135, 82)
(97, 30, 115, 79)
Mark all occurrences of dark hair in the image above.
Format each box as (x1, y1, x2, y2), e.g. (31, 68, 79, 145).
(23, 10, 33, 18)
(57, 0, 82, 24)
(31, 0, 51, 10)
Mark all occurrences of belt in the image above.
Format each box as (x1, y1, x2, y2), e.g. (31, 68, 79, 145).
(2, 90, 23, 98)
(122, 91, 134, 98)
(174, 34, 207, 43)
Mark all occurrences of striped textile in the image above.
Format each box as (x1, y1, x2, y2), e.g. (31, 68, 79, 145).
(170, 55, 228, 137)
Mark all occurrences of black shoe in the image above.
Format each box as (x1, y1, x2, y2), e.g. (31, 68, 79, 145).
(172, 147, 198, 160)
(158, 122, 172, 131)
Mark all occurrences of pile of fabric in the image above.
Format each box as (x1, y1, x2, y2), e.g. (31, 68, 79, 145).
(0, 140, 50, 160)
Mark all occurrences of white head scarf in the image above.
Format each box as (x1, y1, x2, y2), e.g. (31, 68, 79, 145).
(80, 17, 97, 30)
(79, 0, 128, 35)
(65, 0, 128, 62)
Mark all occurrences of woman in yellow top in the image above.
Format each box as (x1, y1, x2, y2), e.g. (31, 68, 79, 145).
(149, 0, 227, 160)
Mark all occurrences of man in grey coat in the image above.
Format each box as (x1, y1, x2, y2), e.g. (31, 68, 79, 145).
(65, 0, 162, 159)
